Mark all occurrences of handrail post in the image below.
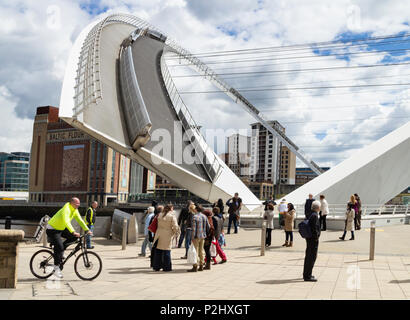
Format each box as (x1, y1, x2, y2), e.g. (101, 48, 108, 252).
(369, 220, 376, 260)
(260, 220, 266, 256)
(122, 218, 127, 250)
(5, 216, 11, 230)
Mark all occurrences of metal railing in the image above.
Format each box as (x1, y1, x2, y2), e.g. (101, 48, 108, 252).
(0, 215, 49, 241)
(243, 204, 410, 218)
(160, 53, 222, 182)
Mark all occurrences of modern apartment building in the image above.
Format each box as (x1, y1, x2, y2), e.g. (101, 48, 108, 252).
(0, 152, 30, 191)
(226, 133, 251, 177)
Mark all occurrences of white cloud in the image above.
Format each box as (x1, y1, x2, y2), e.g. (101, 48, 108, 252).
(0, 0, 409, 166)
(0, 86, 33, 152)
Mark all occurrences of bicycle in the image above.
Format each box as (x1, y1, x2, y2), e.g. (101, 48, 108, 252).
(30, 235, 102, 281)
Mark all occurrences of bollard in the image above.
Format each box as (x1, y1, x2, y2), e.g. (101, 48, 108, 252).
(260, 220, 267, 256)
(122, 218, 127, 250)
(5, 216, 12, 230)
(369, 220, 376, 260)
(0, 230, 25, 288)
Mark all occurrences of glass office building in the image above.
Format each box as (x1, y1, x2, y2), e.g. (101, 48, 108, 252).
(0, 152, 30, 191)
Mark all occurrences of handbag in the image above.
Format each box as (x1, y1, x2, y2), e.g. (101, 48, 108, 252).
(148, 216, 158, 233)
(187, 243, 197, 264)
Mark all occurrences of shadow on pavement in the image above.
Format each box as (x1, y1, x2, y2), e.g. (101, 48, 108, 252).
(18, 278, 44, 283)
(108, 267, 190, 275)
(234, 246, 261, 250)
(93, 239, 122, 246)
(256, 279, 304, 285)
(322, 239, 345, 243)
(106, 256, 143, 260)
(390, 279, 410, 284)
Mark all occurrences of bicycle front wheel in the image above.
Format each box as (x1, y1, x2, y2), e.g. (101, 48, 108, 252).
(30, 249, 55, 279)
(74, 251, 102, 281)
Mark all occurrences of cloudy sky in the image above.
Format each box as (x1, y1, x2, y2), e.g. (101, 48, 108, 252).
(0, 0, 409, 168)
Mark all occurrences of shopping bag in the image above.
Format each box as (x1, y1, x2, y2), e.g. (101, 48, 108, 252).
(148, 216, 158, 233)
(187, 243, 197, 264)
(210, 241, 217, 257)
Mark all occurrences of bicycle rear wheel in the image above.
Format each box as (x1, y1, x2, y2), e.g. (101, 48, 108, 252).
(74, 251, 102, 281)
(30, 249, 55, 279)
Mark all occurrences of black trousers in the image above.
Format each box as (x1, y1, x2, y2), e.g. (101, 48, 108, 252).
(204, 239, 211, 264)
(266, 228, 273, 246)
(355, 212, 361, 230)
(320, 214, 327, 231)
(151, 240, 172, 271)
(46, 228, 77, 268)
(303, 238, 319, 280)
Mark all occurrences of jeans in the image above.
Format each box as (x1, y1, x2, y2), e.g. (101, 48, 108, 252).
(341, 230, 354, 239)
(303, 238, 319, 280)
(46, 228, 77, 268)
(140, 234, 153, 255)
(266, 228, 273, 246)
(285, 231, 293, 242)
(178, 226, 186, 248)
(85, 225, 94, 248)
(184, 228, 192, 256)
(227, 214, 238, 234)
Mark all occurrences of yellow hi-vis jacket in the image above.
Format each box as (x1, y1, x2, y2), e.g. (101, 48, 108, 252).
(48, 202, 89, 233)
(85, 207, 96, 226)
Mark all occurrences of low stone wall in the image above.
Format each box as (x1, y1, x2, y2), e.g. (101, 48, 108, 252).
(0, 230, 24, 288)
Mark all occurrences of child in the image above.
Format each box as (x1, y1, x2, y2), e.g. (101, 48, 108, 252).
(219, 231, 226, 248)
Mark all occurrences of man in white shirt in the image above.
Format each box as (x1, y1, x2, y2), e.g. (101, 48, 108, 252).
(278, 199, 288, 229)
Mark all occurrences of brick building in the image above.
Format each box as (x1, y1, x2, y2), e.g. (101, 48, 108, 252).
(29, 106, 155, 205)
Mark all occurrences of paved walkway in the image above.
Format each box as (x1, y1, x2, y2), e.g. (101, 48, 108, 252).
(2, 225, 410, 300)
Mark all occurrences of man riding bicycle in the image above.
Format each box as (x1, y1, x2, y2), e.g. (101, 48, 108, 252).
(46, 197, 92, 278)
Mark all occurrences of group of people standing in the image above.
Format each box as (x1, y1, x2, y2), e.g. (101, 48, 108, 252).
(339, 193, 362, 240)
(262, 197, 296, 248)
(139, 199, 229, 272)
(304, 194, 329, 231)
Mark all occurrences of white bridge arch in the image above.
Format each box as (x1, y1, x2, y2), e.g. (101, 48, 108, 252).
(60, 13, 410, 210)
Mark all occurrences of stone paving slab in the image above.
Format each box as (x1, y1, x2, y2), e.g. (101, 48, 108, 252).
(1, 225, 410, 300)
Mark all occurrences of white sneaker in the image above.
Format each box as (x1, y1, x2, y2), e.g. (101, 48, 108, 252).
(53, 266, 63, 278)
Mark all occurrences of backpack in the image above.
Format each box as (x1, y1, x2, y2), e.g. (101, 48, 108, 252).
(298, 213, 316, 239)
